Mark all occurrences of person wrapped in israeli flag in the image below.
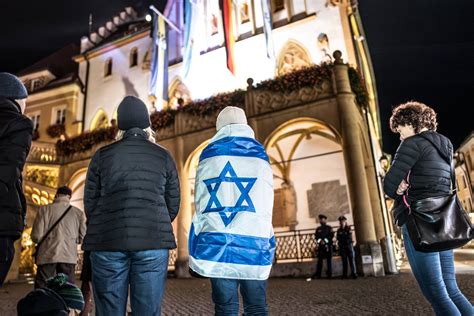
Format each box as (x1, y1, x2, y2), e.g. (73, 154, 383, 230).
(189, 106, 275, 282)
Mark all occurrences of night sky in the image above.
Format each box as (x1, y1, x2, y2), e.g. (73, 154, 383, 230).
(1, 0, 472, 154)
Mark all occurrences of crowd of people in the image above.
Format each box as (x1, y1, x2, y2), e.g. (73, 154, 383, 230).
(0, 72, 472, 316)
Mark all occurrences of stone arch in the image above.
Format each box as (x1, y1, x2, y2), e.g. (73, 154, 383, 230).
(264, 117, 350, 230)
(67, 168, 88, 210)
(277, 40, 312, 76)
(90, 108, 109, 130)
(168, 77, 192, 109)
(184, 140, 211, 215)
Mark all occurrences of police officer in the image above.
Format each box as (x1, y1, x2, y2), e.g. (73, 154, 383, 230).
(307, 214, 334, 280)
(337, 215, 358, 279)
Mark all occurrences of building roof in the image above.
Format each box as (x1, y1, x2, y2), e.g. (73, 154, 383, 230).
(17, 44, 81, 95)
(458, 131, 474, 151)
(78, 20, 150, 58)
(17, 44, 79, 78)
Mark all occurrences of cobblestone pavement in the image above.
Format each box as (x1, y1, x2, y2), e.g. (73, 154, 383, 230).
(1, 272, 473, 315)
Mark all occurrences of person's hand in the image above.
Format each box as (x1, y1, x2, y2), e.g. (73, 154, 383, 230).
(396, 180, 409, 195)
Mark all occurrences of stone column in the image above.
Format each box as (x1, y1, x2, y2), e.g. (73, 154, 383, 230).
(366, 160, 385, 241)
(174, 136, 191, 278)
(333, 51, 384, 277)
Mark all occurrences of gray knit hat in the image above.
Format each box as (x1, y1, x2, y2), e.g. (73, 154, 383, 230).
(0, 72, 28, 99)
(216, 106, 247, 131)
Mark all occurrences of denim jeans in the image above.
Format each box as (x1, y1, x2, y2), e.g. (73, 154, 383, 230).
(90, 249, 169, 316)
(0, 237, 15, 287)
(403, 227, 473, 316)
(210, 278, 268, 316)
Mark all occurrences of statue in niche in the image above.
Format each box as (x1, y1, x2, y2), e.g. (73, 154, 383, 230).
(278, 43, 311, 76)
(317, 33, 332, 62)
(168, 80, 191, 109)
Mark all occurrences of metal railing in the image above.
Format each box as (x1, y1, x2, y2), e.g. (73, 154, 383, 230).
(274, 226, 355, 263)
(28, 141, 58, 163)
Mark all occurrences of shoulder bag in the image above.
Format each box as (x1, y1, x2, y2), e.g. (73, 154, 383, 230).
(404, 153, 473, 252)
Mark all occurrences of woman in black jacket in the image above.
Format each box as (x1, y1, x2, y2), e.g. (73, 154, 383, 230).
(83, 96, 180, 316)
(383, 101, 472, 316)
(0, 73, 32, 286)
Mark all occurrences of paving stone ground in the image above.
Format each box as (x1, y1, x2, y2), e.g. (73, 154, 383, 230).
(1, 272, 473, 315)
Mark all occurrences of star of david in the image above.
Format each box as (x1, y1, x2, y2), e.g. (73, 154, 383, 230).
(203, 161, 257, 226)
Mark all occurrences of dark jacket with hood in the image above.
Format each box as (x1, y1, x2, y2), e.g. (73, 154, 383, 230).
(383, 131, 453, 226)
(82, 128, 180, 251)
(0, 98, 33, 239)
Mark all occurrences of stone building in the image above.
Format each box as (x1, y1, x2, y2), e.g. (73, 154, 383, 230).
(455, 132, 474, 219)
(9, 0, 396, 280)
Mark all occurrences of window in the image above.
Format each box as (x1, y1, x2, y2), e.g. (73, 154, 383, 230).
(55, 108, 66, 125)
(129, 47, 138, 67)
(239, 1, 250, 24)
(466, 152, 473, 170)
(210, 14, 219, 35)
(272, 0, 285, 13)
(104, 58, 113, 77)
(30, 113, 40, 130)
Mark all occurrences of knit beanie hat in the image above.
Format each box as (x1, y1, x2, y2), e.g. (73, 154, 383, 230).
(117, 96, 151, 130)
(46, 273, 84, 311)
(216, 106, 247, 131)
(0, 72, 28, 99)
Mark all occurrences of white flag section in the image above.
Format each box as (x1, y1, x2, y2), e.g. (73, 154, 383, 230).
(189, 124, 275, 280)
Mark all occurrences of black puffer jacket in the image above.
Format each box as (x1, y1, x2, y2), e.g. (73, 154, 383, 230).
(0, 98, 33, 239)
(83, 128, 180, 251)
(383, 131, 453, 224)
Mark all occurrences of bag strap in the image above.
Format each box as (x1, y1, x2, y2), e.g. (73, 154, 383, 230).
(421, 137, 457, 192)
(36, 205, 73, 247)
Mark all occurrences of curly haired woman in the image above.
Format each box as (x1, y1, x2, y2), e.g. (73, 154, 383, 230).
(383, 101, 473, 316)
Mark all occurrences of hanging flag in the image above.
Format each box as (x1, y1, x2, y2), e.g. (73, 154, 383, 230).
(220, 0, 235, 75)
(149, 10, 160, 99)
(159, 16, 169, 106)
(261, 0, 275, 59)
(149, 12, 169, 109)
(189, 124, 275, 280)
(183, 0, 203, 78)
(164, 0, 184, 59)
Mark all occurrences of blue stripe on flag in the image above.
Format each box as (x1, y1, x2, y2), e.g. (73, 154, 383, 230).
(149, 11, 159, 97)
(189, 224, 275, 266)
(199, 137, 269, 162)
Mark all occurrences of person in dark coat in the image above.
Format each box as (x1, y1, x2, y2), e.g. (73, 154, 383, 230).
(307, 214, 334, 281)
(336, 215, 357, 279)
(0, 73, 32, 286)
(83, 96, 180, 316)
(383, 101, 472, 316)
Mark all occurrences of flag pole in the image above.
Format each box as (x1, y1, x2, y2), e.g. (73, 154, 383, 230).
(149, 5, 181, 33)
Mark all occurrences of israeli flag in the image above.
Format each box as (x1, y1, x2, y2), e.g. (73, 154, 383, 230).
(189, 124, 275, 280)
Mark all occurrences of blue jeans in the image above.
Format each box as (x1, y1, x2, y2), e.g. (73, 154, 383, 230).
(91, 249, 169, 316)
(403, 227, 473, 316)
(210, 278, 268, 316)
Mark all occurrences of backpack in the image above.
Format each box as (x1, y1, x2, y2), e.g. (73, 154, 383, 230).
(17, 287, 69, 316)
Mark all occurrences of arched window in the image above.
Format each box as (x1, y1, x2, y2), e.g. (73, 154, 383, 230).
(129, 47, 138, 68)
(272, 0, 285, 12)
(104, 58, 113, 77)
